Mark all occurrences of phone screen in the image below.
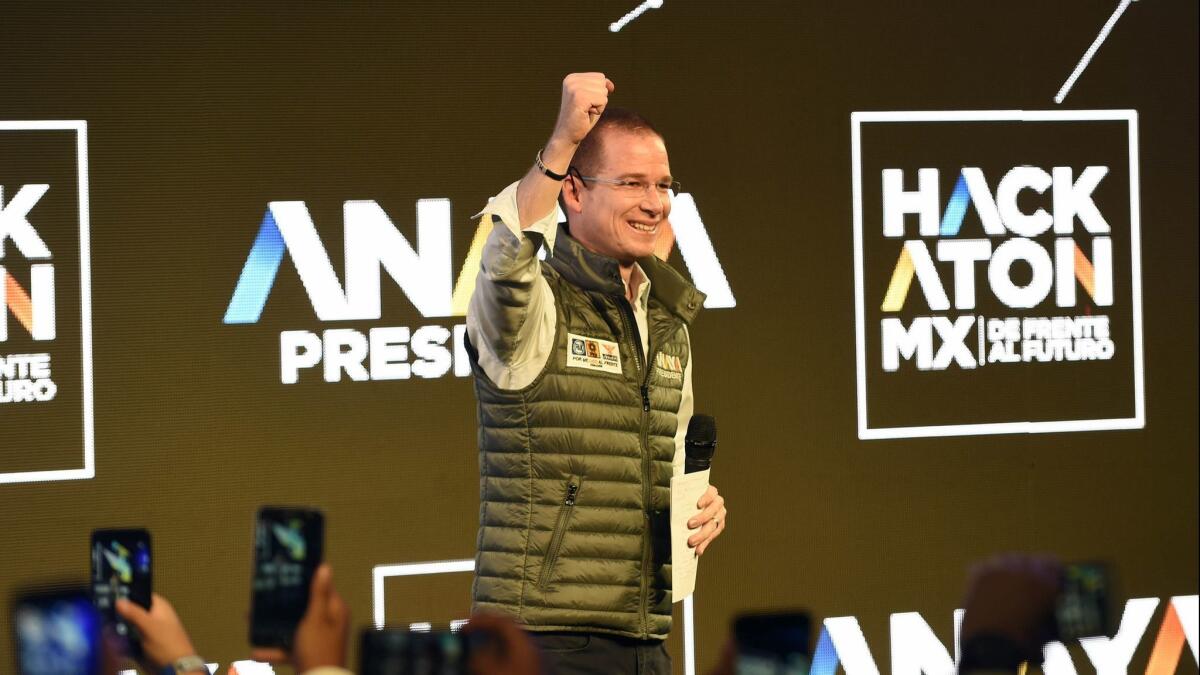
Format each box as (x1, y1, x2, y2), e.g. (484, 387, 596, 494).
(360, 628, 471, 675)
(12, 587, 104, 675)
(250, 506, 324, 647)
(1056, 562, 1112, 641)
(90, 528, 152, 651)
(734, 612, 812, 675)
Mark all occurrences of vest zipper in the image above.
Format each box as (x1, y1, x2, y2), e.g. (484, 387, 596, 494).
(618, 299, 654, 636)
(620, 301, 645, 374)
(537, 477, 581, 590)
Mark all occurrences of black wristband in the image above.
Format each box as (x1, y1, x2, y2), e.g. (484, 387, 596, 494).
(535, 149, 569, 181)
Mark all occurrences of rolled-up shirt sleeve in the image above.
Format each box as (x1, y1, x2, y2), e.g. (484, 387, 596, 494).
(465, 180, 559, 390)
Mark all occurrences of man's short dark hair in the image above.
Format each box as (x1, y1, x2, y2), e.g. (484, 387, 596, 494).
(570, 107, 664, 176)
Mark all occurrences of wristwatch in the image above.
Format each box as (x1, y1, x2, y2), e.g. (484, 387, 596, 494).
(161, 655, 208, 675)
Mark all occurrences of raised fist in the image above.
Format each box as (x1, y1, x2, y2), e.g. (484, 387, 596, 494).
(551, 72, 615, 146)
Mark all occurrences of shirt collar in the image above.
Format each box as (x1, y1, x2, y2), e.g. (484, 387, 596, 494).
(548, 224, 705, 324)
(624, 263, 651, 310)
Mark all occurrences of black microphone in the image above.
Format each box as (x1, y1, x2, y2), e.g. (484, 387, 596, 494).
(684, 414, 717, 474)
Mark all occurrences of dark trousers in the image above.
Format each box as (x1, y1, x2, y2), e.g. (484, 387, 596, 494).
(529, 631, 672, 675)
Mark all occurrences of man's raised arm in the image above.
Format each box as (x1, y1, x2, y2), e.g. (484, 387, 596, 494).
(466, 73, 613, 390)
(516, 72, 614, 227)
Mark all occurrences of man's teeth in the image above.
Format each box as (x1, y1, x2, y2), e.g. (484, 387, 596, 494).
(630, 222, 658, 233)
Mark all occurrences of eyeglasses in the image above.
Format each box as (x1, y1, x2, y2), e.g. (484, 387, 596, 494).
(569, 168, 681, 198)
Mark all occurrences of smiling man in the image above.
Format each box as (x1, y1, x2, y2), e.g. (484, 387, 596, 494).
(465, 73, 728, 674)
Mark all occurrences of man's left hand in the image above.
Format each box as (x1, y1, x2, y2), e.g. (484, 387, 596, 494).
(687, 484, 727, 556)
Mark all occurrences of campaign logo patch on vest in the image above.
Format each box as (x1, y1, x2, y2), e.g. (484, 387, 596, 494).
(567, 333, 621, 374)
(654, 353, 684, 381)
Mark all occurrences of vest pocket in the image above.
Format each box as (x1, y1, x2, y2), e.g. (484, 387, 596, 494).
(537, 475, 583, 590)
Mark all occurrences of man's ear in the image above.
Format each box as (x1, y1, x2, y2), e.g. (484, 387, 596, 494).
(561, 176, 584, 215)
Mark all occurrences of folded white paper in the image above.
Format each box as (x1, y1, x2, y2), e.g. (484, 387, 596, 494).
(670, 468, 710, 602)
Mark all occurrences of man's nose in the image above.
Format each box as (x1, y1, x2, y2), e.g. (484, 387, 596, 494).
(640, 188, 665, 216)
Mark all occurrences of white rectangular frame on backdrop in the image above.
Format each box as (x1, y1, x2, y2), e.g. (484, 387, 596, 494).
(850, 109, 1144, 440)
(0, 120, 94, 484)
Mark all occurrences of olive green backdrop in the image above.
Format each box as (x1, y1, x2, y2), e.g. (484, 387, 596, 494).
(1, 1, 1196, 672)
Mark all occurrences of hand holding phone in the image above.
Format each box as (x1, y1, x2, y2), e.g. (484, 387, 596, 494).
(114, 593, 199, 672)
(249, 506, 325, 649)
(90, 528, 152, 654)
(462, 613, 540, 675)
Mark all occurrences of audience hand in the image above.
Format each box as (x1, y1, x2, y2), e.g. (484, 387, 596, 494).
(464, 612, 543, 675)
(959, 553, 1063, 670)
(115, 594, 199, 672)
(250, 563, 349, 673)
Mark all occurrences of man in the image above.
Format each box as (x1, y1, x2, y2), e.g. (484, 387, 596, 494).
(466, 72, 728, 674)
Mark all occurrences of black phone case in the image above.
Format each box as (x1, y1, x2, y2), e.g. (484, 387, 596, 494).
(89, 528, 152, 656)
(249, 507, 325, 648)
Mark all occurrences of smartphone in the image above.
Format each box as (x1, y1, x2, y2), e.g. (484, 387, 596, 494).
(360, 627, 472, 675)
(12, 586, 104, 675)
(90, 528, 152, 653)
(1056, 562, 1113, 641)
(250, 506, 324, 648)
(733, 611, 812, 675)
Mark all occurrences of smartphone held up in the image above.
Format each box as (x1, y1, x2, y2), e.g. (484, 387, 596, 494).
(12, 586, 105, 675)
(250, 506, 325, 648)
(90, 528, 152, 655)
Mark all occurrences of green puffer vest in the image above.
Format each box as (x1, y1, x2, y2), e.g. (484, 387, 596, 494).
(469, 224, 704, 640)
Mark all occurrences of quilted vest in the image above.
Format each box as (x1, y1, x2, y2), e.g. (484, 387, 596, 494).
(469, 224, 703, 640)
